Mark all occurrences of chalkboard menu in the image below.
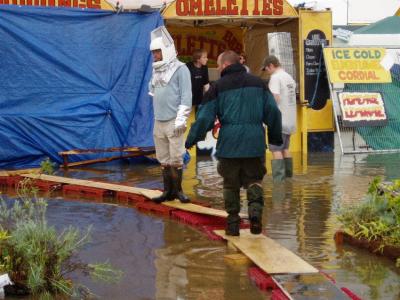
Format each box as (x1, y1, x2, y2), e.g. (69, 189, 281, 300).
(304, 29, 330, 110)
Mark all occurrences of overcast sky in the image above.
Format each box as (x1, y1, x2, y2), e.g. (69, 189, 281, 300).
(288, 0, 399, 25)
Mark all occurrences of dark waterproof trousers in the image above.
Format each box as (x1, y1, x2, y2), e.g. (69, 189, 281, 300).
(217, 157, 266, 222)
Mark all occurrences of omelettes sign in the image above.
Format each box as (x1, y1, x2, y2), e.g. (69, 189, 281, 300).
(175, 0, 284, 17)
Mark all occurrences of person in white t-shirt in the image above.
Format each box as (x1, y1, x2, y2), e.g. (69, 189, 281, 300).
(262, 55, 296, 182)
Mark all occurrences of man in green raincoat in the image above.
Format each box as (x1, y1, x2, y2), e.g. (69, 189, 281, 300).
(185, 50, 282, 236)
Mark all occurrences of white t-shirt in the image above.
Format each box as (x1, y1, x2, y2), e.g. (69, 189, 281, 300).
(268, 69, 297, 134)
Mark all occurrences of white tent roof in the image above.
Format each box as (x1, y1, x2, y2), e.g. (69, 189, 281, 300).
(344, 16, 400, 47)
(348, 34, 400, 47)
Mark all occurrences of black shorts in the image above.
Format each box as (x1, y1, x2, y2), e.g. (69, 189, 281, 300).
(217, 157, 266, 189)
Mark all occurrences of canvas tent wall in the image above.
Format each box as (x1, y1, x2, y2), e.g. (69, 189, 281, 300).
(0, 5, 162, 169)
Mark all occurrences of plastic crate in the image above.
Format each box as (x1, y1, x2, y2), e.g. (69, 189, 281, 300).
(34, 180, 62, 192)
(116, 191, 147, 204)
(248, 267, 277, 290)
(63, 184, 109, 200)
(171, 210, 227, 227)
(136, 201, 176, 216)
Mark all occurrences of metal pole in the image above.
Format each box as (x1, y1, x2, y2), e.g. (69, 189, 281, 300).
(323, 45, 345, 154)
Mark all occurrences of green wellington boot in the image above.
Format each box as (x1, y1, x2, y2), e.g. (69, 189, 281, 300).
(284, 157, 293, 178)
(271, 159, 285, 183)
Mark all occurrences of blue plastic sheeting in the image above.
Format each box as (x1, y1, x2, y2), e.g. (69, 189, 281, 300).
(0, 6, 162, 169)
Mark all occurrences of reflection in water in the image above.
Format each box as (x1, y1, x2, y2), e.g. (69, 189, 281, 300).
(0, 197, 164, 300)
(47, 200, 165, 300)
(186, 152, 400, 299)
(2, 152, 400, 299)
(154, 220, 267, 300)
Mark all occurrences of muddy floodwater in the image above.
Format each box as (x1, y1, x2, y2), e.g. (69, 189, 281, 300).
(2, 152, 400, 300)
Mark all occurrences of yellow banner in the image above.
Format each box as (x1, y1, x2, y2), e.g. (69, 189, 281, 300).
(168, 26, 243, 67)
(163, 0, 298, 19)
(323, 48, 392, 83)
(0, 0, 113, 10)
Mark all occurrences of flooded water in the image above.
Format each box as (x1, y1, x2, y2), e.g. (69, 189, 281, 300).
(2, 152, 400, 300)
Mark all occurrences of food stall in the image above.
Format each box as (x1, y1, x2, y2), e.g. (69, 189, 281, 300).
(162, 0, 334, 165)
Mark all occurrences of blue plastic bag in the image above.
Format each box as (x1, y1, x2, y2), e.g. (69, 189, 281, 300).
(183, 150, 191, 165)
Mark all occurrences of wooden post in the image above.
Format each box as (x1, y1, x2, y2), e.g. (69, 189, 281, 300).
(62, 154, 69, 169)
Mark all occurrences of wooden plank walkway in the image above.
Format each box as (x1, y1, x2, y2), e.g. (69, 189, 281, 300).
(21, 174, 245, 218)
(214, 229, 318, 274)
(22, 174, 160, 199)
(0, 169, 40, 176)
(163, 200, 248, 218)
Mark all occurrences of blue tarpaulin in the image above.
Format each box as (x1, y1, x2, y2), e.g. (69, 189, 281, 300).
(0, 5, 162, 169)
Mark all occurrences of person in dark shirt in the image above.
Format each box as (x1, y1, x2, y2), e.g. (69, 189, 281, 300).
(186, 49, 210, 107)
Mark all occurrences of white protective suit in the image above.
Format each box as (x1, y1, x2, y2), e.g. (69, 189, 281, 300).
(149, 26, 191, 136)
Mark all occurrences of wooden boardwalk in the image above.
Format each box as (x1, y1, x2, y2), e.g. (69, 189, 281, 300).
(21, 174, 249, 218)
(164, 200, 248, 218)
(214, 229, 318, 274)
(22, 173, 160, 199)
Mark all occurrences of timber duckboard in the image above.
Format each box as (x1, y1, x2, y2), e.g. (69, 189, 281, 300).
(22, 174, 160, 198)
(162, 200, 248, 219)
(214, 229, 318, 274)
(21, 174, 246, 218)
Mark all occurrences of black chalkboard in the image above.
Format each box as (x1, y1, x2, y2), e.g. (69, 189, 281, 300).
(304, 29, 330, 110)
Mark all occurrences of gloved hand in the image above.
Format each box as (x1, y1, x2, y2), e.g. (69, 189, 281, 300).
(173, 123, 186, 136)
(174, 105, 191, 137)
(185, 141, 192, 149)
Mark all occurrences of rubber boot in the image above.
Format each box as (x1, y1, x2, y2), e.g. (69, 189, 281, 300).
(152, 166, 173, 204)
(226, 214, 241, 236)
(284, 157, 293, 178)
(271, 159, 285, 183)
(170, 167, 190, 203)
(247, 184, 264, 234)
(224, 189, 241, 236)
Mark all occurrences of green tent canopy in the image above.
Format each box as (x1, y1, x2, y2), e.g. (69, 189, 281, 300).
(354, 16, 400, 35)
